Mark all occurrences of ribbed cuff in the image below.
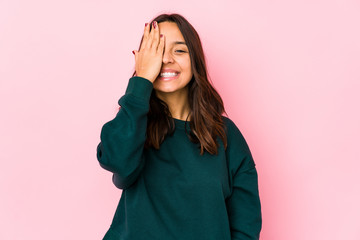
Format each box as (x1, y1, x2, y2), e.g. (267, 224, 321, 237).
(125, 76, 153, 102)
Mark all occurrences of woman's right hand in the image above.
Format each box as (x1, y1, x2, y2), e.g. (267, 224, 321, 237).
(132, 21, 165, 83)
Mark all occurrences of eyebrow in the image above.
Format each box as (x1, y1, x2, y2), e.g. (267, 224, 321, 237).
(171, 41, 187, 46)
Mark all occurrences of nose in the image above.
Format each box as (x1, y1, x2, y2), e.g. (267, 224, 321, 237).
(162, 49, 174, 64)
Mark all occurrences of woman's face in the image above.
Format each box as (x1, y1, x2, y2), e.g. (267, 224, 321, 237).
(153, 21, 193, 95)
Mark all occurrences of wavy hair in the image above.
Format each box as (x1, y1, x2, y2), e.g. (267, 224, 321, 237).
(132, 13, 227, 155)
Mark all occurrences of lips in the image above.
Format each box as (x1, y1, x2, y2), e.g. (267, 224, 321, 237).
(160, 72, 179, 77)
(160, 68, 179, 74)
(157, 68, 180, 80)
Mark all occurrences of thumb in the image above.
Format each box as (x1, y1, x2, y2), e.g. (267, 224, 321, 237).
(133, 50, 140, 56)
(132, 50, 138, 61)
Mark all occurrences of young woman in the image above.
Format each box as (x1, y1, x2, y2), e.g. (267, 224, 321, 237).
(97, 13, 262, 240)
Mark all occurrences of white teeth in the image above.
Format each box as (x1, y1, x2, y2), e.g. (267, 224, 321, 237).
(160, 72, 178, 77)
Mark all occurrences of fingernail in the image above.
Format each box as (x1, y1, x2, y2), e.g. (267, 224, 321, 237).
(160, 34, 163, 38)
(153, 21, 156, 28)
(145, 23, 148, 27)
(132, 50, 135, 55)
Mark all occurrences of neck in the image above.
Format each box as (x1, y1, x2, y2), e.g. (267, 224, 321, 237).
(155, 87, 190, 121)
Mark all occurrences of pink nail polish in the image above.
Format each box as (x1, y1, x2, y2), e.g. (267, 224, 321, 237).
(153, 21, 156, 28)
(160, 34, 163, 38)
(132, 50, 135, 55)
(145, 23, 148, 27)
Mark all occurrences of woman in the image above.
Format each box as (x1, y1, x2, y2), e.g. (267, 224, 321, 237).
(96, 13, 262, 240)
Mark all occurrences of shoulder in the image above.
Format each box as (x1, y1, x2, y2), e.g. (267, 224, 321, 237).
(222, 116, 239, 133)
(222, 116, 250, 151)
(221, 116, 256, 171)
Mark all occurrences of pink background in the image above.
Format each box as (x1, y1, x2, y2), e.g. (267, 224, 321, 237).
(1, 0, 359, 239)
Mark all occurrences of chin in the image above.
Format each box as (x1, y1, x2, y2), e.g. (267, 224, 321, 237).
(154, 88, 178, 94)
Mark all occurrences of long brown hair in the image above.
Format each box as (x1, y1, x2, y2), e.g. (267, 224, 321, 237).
(132, 13, 227, 155)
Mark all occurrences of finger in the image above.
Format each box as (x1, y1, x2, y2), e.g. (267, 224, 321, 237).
(140, 23, 150, 51)
(132, 50, 138, 63)
(157, 34, 165, 54)
(132, 50, 138, 57)
(133, 50, 138, 73)
(143, 23, 150, 38)
(145, 21, 156, 49)
(151, 21, 160, 50)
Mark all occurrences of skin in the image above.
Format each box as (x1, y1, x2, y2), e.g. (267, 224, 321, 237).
(133, 21, 193, 120)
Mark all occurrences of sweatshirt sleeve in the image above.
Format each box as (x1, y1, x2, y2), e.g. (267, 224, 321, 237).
(224, 117, 262, 240)
(96, 76, 153, 190)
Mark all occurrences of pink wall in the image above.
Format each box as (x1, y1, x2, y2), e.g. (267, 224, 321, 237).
(1, 0, 359, 239)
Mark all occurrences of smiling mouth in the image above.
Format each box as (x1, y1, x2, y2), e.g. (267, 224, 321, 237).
(160, 72, 179, 77)
(157, 72, 180, 80)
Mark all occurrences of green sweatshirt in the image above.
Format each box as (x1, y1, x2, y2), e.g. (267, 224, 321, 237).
(96, 76, 262, 240)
